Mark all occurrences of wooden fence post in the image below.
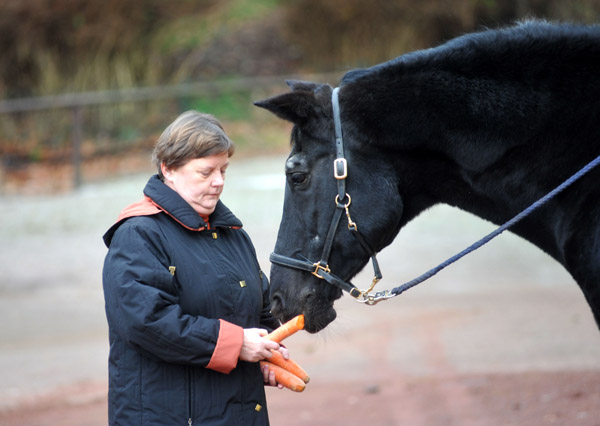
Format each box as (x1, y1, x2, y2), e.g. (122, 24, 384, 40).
(72, 106, 83, 188)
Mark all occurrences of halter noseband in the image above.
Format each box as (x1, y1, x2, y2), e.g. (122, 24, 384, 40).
(269, 87, 382, 300)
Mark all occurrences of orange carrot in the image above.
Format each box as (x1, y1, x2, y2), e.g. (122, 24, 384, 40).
(260, 361, 306, 392)
(264, 314, 305, 343)
(268, 350, 310, 383)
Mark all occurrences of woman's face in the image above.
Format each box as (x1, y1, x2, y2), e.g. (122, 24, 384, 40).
(162, 152, 229, 216)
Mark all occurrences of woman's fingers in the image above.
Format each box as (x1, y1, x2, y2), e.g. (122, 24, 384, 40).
(240, 328, 281, 362)
(261, 363, 284, 388)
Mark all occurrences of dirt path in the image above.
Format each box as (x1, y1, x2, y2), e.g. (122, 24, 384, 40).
(3, 370, 599, 426)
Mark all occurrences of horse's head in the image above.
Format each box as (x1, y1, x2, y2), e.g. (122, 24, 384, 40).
(255, 81, 405, 332)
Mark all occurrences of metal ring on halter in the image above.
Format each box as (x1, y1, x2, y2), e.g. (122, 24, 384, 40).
(335, 193, 357, 231)
(335, 193, 351, 207)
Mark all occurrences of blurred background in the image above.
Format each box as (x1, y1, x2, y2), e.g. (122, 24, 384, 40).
(1, 0, 600, 193)
(1, 1, 600, 425)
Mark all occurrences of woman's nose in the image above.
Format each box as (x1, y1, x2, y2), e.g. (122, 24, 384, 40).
(212, 172, 225, 186)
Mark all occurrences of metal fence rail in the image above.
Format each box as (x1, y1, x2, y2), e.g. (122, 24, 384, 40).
(0, 73, 340, 188)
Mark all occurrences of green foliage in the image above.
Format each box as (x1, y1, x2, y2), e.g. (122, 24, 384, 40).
(184, 91, 253, 121)
(282, 0, 600, 71)
(0, 0, 210, 96)
(227, 0, 282, 21)
(1, 0, 599, 98)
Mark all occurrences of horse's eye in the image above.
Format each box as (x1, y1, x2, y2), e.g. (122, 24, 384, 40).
(290, 172, 308, 186)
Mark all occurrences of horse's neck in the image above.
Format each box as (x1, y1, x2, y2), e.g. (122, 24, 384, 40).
(341, 22, 600, 325)
(345, 22, 599, 177)
(346, 60, 599, 263)
(348, 75, 554, 210)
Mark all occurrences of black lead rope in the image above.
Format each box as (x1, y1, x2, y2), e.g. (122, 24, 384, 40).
(387, 151, 600, 298)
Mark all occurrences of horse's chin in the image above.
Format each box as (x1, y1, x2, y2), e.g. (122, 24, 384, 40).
(302, 302, 337, 333)
(271, 299, 336, 333)
(270, 280, 341, 333)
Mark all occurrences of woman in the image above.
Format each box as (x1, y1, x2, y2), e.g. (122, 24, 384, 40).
(102, 110, 287, 426)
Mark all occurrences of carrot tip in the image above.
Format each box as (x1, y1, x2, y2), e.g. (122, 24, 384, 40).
(265, 314, 306, 343)
(261, 360, 307, 392)
(296, 314, 305, 330)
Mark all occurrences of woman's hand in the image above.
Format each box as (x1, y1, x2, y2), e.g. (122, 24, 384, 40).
(275, 344, 290, 360)
(239, 328, 280, 363)
(262, 362, 282, 388)
(262, 345, 290, 389)
(261, 344, 290, 389)
(240, 329, 292, 389)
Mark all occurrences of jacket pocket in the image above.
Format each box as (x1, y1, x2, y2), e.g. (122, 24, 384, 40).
(139, 356, 188, 424)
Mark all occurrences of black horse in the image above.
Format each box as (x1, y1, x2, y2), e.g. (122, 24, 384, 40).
(255, 20, 600, 333)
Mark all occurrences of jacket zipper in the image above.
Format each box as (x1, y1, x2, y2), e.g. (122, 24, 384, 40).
(187, 367, 193, 426)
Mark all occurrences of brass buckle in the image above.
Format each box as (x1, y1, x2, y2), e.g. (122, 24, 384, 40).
(312, 263, 330, 279)
(333, 158, 347, 179)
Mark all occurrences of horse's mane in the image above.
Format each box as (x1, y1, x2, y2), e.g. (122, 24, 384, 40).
(340, 20, 600, 86)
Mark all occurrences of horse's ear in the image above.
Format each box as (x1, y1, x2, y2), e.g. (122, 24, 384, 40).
(254, 91, 320, 124)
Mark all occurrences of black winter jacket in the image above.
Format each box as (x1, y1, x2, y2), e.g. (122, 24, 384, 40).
(102, 175, 279, 426)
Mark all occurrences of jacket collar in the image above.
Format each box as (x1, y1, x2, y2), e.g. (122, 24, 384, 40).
(144, 174, 243, 230)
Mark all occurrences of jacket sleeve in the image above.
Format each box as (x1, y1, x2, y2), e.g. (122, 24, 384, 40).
(102, 217, 243, 373)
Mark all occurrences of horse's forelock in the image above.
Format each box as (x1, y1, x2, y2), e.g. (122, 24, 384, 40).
(291, 126, 302, 152)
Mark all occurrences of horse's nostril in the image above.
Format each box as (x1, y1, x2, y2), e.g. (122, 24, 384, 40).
(302, 292, 314, 303)
(271, 293, 285, 311)
(299, 290, 315, 310)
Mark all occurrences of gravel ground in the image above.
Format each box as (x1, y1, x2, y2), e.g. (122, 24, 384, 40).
(1, 154, 599, 425)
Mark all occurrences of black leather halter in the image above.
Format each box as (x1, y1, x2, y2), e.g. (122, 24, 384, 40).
(269, 87, 382, 299)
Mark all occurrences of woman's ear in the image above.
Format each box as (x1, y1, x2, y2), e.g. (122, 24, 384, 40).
(161, 163, 174, 182)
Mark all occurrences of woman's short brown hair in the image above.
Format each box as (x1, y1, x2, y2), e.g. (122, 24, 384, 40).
(152, 110, 235, 180)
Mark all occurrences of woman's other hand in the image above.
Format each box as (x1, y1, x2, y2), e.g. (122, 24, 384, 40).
(261, 344, 290, 389)
(261, 362, 283, 388)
